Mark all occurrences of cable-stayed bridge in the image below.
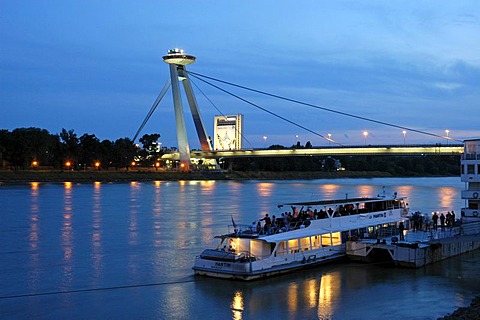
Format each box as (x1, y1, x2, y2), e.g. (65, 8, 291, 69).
(135, 49, 464, 169)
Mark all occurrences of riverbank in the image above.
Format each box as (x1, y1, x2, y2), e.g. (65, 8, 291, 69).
(438, 295, 480, 320)
(0, 169, 395, 184)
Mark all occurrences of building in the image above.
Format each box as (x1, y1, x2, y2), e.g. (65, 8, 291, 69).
(461, 139, 480, 219)
(213, 114, 243, 150)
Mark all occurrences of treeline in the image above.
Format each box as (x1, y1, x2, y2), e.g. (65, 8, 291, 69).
(1, 127, 460, 176)
(225, 155, 460, 176)
(0, 127, 163, 170)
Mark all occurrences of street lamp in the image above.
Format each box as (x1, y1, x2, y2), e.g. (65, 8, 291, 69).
(328, 133, 332, 146)
(363, 131, 368, 146)
(445, 129, 450, 145)
(402, 130, 407, 145)
(263, 136, 267, 148)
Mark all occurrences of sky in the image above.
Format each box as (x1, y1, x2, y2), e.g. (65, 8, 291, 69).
(1, 1, 479, 148)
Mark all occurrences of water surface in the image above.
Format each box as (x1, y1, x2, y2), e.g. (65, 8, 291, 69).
(1, 177, 477, 319)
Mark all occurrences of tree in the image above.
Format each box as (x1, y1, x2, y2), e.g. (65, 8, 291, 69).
(2, 128, 59, 169)
(138, 133, 161, 166)
(112, 138, 137, 170)
(60, 128, 79, 167)
(79, 133, 101, 169)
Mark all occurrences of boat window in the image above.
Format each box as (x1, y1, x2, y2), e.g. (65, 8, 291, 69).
(276, 241, 287, 256)
(468, 164, 475, 174)
(288, 239, 299, 253)
(300, 237, 311, 251)
(330, 232, 342, 246)
(310, 235, 321, 249)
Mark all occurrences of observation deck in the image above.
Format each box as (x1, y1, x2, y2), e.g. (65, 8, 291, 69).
(163, 48, 196, 66)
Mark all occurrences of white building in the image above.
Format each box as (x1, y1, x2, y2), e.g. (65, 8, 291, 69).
(461, 139, 480, 219)
(213, 115, 243, 150)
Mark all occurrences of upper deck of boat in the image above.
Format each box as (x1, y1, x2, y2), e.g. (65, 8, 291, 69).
(281, 196, 405, 207)
(222, 195, 408, 241)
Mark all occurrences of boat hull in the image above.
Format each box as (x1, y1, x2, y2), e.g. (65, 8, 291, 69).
(347, 233, 480, 267)
(193, 251, 345, 281)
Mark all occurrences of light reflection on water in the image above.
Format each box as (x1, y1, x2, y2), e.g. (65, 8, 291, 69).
(1, 177, 477, 320)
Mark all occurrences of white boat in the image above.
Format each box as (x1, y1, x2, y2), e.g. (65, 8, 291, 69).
(193, 191, 409, 280)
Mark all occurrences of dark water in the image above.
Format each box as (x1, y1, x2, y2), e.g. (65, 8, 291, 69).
(1, 177, 478, 319)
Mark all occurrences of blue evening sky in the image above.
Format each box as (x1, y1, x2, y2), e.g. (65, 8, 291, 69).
(1, 1, 479, 148)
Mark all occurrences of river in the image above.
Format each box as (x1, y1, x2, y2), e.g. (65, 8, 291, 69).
(1, 177, 478, 319)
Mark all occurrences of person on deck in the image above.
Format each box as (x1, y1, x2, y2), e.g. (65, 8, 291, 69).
(432, 212, 439, 230)
(261, 214, 272, 234)
(399, 221, 405, 241)
(228, 239, 236, 252)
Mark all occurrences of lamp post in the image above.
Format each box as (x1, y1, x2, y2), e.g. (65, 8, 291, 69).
(445, 129, 450, 145)
(363, 131, 368, 146)
(263, 136, 267, 148)
(402, 130, 406, 145)
(328, 133, 332, 146)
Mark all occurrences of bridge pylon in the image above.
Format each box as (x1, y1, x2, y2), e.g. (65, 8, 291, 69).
(162, 49, 212, 172)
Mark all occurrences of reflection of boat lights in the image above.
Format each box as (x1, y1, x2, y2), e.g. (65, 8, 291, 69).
(231, 291, 244, 320)
(318, 273, 339, 318)
(288, 282, 299, 313)
(307, 278, 318, 308)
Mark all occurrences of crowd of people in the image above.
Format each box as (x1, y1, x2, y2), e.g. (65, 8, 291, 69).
(410, 211, 457, 232)
(254, 205, 338, 235)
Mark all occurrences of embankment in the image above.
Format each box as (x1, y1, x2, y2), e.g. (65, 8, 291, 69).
(0, 170, 392, 184)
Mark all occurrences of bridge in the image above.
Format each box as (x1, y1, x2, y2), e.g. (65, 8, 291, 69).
(136, 49, 466, 170)
(161, 144, 463, 161)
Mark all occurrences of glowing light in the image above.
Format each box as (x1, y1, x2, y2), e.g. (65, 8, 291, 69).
(231, 291, 244, 320)
(402, 130, 407, 145)
(131, 161, 136, 166)
(445, 129, 450, 145)
(31, 160, 38, 167)
(363, 131, 368, 145)
(65, 161, 71, 168)
(94, 161, 100, 168)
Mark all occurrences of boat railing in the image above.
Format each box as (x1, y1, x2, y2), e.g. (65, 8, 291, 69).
(459, 220, 480, 236)
(228, 224, 259, 236)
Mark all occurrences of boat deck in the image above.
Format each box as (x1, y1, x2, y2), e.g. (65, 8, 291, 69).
(347, 222, 480, 267)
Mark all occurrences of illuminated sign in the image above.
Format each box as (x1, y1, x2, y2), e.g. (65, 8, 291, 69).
(213, 114, 243, 150)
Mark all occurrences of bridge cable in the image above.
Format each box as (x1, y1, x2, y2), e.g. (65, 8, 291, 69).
(189, 78, 254, 148)
(132, 80, 171, 142)
(188, 73, 342, 145)
(187, 71, 461, 143)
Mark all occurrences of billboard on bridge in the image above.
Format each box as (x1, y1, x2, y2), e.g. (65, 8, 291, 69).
(213, 114, 243, 150)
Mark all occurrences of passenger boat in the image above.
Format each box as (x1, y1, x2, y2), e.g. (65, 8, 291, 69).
(193, 190, 409, 280)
